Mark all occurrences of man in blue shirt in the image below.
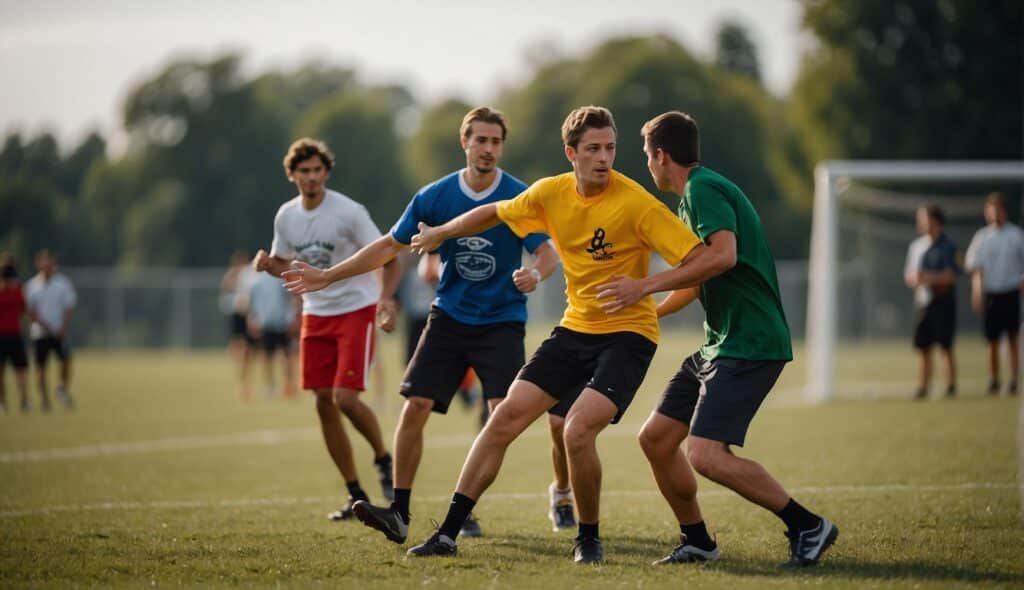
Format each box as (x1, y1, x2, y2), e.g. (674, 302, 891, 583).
(282, 107, 570, 543)
(904, 204, 960, 399)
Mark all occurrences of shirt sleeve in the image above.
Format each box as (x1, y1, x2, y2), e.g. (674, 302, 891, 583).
(522, 233, 550, 254)
(390, 192, 426, 245)
(495, 180, 548, 238)
(349, 204, 383, 248)
(685, 178, 738, 241)
(637, 201, 702, 266)
(903, 241, 918, 283)
(269, 208, 295, 259)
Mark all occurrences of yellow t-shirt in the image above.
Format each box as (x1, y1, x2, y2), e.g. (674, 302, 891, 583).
(496, 170, 701, 343)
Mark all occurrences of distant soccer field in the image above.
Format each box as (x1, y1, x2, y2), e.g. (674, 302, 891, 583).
(0, 330, 1020, 588)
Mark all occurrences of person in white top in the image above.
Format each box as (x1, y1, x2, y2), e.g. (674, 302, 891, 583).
(253, 138, 401, 520)
(24, 250, 76, 410)
(247, 272, 298, 398)
(965, 192, 1024, 396)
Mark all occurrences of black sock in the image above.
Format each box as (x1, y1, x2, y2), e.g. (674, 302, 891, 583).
(775, 498, 821, 532)
(577, 522, 599, 540)
(392, 488, 411, 523)
(346, 480, 369, 502)
(375, 453, 392, 467)
(680, 521, 715, 550)
(438, 493, 476, 539)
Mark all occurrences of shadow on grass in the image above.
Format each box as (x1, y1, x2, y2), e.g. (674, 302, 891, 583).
(468, 533, 1022, 584)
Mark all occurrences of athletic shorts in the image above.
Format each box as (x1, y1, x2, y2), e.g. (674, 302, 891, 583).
(657, 352, 785, 447)
(261, 330, 291, 353)
(517, 327, 657, 424)
(0, 334, 28, 369)
(913, 294, 956, 350)
(33, 337, 71, 366)
(300, 305, 376, 391)
(400, 307, 525, 415)
(229, 312, 256, 346)
(983, 290, 1020, 342)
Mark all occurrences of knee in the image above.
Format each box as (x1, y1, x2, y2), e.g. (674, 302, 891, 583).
(686, 442, 720, 479)
(315, 392, 337, 415)
(637, 425, 669, 459)
(562, 420, 597, 456)
(401, 397, 434, 423)
(333, 390, 358, 412)
(548, 415, 566, 445)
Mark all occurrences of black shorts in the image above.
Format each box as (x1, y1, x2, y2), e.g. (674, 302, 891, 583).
(261, 330, 291, 353)
(229, 313, 256, 345)
(983, 290, 1020, 341)
(657, 352, 785, 446)
(400, 308, 525, 415)
(0, 334, 28, 369)
(33, 337, 71, 366)
(517, 327, 657, 424)
(913, 294, 956, 350)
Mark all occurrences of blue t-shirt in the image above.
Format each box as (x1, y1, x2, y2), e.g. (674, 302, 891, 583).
(920, 233, 959, 275)
(391, 169, 549, 325)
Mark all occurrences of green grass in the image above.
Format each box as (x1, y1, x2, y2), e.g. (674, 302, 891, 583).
(0, 330, 1020, 589)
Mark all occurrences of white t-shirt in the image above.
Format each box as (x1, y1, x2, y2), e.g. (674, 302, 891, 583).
(25, 272, 77, 339)
(904, 235, 932, 307)
(965, 223, 1024, 293)
(270, 189, 382, 316)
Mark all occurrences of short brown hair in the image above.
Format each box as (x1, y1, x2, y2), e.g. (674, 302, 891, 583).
(460, 107, 508, 140)
(986, 191, 1007, 210)
(283, 138, 335, 175)
(922, 204, 945, 226)
(561, 106, 617, 148)
(641, 111, 700, 166)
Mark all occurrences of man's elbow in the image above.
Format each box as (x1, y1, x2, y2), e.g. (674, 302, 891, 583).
(715, 251, 737, 274)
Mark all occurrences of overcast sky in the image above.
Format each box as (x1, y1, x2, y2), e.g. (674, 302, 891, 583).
(0, 0, 805, 148)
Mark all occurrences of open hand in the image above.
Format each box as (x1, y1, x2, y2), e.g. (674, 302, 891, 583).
(596, 274, 645, 314)
(282, 261, 329, 295)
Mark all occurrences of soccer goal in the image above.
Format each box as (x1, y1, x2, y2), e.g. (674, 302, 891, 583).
(806, 160, 1024, 403)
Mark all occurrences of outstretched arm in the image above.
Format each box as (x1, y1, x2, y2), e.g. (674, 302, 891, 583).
(410, 203, 502, 254)
(283, 234, 406, 294)
(597, 230, 736, 313)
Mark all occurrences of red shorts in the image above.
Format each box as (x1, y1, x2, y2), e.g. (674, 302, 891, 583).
(300, 305, 376, 391)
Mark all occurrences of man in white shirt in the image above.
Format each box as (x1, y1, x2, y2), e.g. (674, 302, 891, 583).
(25, 250, 76, 410)
(904, 205, 960, 399)
(965, 192, 1024, 396)
(253, 138, 402, 519)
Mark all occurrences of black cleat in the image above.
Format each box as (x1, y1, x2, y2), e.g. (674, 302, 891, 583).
(784, 518, 838, 567)
(572, 536, 603, 564)
(353, 500, 408, 544)
(459, 512, 483, 537)
(652, 534, 721, 565)
(1007, 381, 1017, 396)
(327, 496, 358, 521)
(987, 380, 1000, 396)
(407, 532, 457, 557)
(375, 456, 394, 502)
(944, 385, 956, 398)
(912, 387, 927, 400)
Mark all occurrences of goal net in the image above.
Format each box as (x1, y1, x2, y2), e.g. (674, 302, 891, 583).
(806, 161, 1024, 402)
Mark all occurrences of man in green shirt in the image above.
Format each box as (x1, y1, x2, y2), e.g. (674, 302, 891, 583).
(597, 111, 837, 567)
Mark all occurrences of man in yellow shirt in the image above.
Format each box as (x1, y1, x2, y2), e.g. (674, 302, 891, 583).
(405, 106, 716, 564)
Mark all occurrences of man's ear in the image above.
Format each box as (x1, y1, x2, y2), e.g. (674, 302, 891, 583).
(564, 144, 575, 164)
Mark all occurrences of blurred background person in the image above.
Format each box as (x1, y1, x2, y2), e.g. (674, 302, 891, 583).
(248, 271, 299, 399)
(25, 250, 76, 411)
(0, 253, 30, 413)
(221, 250, 258, 399)
(965, 192, 1024, 396)
(904, 205, 960, 399)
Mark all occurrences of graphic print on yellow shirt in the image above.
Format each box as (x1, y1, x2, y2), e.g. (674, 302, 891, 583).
(496, 170, 701, 343)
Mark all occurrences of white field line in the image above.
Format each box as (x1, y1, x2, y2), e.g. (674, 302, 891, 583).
(0, 482, 1014, 519)
(0, 426, 629, 464)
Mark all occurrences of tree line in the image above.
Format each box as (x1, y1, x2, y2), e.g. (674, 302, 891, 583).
(1, 0, 1020, 269)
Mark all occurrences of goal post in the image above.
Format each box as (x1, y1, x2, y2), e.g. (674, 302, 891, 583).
(806, 160, 1024, 403)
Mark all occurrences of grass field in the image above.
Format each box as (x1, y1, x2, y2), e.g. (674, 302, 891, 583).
(0, 330, 1021, 589)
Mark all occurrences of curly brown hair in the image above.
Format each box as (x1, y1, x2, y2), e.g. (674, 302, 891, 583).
(282, 138, 335, 175)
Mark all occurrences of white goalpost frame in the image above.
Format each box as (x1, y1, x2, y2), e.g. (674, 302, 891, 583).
(806, 160, 1024, 403)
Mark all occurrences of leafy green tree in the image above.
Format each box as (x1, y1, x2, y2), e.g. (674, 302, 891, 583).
(715, 20, 762, 82)
(402, 98, 472, 188)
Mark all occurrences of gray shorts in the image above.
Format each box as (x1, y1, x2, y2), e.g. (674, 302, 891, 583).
(657, 352, 785, 446)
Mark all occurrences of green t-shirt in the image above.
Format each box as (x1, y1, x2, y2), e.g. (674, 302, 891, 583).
(680, 166, 793, 361)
